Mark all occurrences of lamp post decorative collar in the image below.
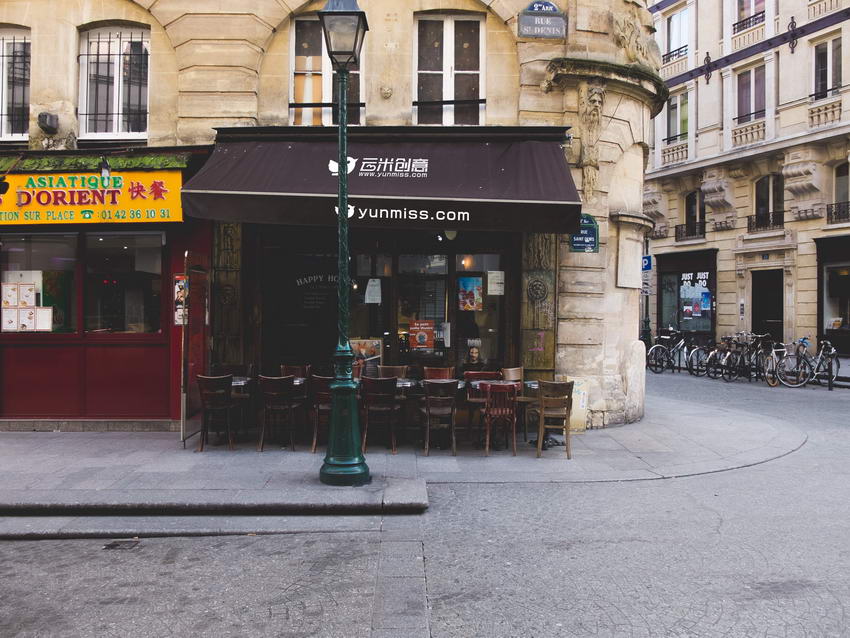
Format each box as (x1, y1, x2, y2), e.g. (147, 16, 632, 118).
(318, 0, 370, 487)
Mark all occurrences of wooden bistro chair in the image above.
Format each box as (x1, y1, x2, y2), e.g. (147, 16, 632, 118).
(378, 365, 409, 379)
(281, 364, 312, 379)
(310, 374, 333, 453)
(423, 366, 454, 380)
(463, 371, 502, 439)
(361, 376, 403, 454)
(501, 366, 534, 441)
(212, 363, 255, 433)
(480, 382, 518, 456)
(535, 380, 575, 459)
(197, 374, 238, 452)
(420, 380, 459, 456)
(257, 375, 302, 452)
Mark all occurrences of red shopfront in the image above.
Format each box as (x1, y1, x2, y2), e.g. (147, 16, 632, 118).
(0, 156, 211, 426)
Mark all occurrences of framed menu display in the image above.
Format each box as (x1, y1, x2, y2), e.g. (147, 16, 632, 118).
(36, 307, 53, 331)
(18, 283, 36, 308)
(2, 308, 17, 332)
(2, 283, 18, 308)
(18, 308, 36, 331)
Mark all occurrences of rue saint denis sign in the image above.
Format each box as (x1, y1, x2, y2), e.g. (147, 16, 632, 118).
(518, 1, 566, 39)
(0, 170, 183, 225)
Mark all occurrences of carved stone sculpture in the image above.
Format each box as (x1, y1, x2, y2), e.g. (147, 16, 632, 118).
(578, 79, 606, 201)
(612, 0, 662, 70)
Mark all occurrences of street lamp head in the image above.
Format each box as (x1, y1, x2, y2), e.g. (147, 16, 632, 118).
(318, 0, 369, 70)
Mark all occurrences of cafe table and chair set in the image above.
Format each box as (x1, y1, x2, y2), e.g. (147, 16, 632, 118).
(196, 364, 574, 459)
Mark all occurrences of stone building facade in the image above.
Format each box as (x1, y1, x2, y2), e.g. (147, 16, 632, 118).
(0, 0, 665, 427)
(646, 0, 850, 355)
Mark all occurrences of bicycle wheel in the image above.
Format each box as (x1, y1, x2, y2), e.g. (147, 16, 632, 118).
(763, 354, 779, 387)
(777, 354, 813, 388)
(721, 351, 740, 382)
(647, 345, 669, 373)
(705, 351, 722, 379)
(813, 355, 840, 385)
(687, 347, 708, 376)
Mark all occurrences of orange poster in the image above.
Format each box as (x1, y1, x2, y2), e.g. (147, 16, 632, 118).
(409, 320, 435, 349)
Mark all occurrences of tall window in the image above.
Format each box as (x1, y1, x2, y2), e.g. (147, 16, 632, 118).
(755, 174, 784, 217)
(291, 18, 362, 126)
(414, 15, 484, 126)
(814, 37, 842, 100)
(666, 8, 689, 54)
(0, 30, 30, 139)
(737, 0, 765, 21)
(684, 190, 705, 226)
(736, 65, 765, 124)
(836, 162, 849, 202)
(78, 28, 149, 138)
(666, 93, 688, 143)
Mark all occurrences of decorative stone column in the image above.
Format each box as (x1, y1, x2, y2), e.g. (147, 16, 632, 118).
(525, 0, 666, 427)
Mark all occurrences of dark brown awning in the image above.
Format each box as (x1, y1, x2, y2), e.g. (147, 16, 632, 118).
(182, 126, 582, 233)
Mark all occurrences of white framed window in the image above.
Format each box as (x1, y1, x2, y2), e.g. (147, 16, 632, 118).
(736, 65, 765, 124)
(0, 29, 30, 140)
(290, 17, 363, 126)
(78, 28, 149, 139)
(814, 37, 842, 100)
(413, 15, 485, 126)
(737, 0, 764, 22)
(665, 92, 688, 144)
(666, 7, 689, 55)
(835, 162, 849, 202)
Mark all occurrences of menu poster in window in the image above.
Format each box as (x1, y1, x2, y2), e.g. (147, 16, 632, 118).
(18, 283, 36, 307)
(692, 301, 702, 317)
(2, 283, 18, 308)
(350, 338, 383, 368)
(458, 277, 483, 311)
(487, 271, 505, 296)
(409, 320, 435, 349)
(682, 305, 693, 319)
(35, 307, 53, 331)
(2, 308, 17, 332)
(365, 278, 382, 304)
(18, 308, 35, 331)
(174, 274, 188, 325)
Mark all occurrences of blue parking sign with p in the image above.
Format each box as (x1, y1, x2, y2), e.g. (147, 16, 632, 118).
(642, 256, 652, 271)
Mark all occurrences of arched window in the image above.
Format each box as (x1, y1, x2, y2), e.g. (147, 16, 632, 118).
(78, 27, 149, 138)
(0, 28, 30, 139)
(752, 174, 784, 230)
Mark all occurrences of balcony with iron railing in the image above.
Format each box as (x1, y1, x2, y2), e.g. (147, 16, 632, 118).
(662, 45, 688, 65)
(675, 221, 706, 241)
(827, 201, 850, 224)
(732, 11, 765, 34)
(747, 210, 784, 232)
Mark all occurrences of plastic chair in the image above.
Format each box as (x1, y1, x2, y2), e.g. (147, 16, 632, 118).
(535, 381, 575, 459)
(310, 374, 333, 453)
(420, 380, 459, 456)
(480, 382, 518, 456)
(256, 375, 303, 451)
(423, 366, 454, 380)
(361, 376, 402, 454)
(197, 374, 238, 452)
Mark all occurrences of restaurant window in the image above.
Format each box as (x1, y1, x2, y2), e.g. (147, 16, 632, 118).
(0, 29, 30, 139)
(666, 7, 689, 54)
(456, 254, 502, 369)
(665, 92, 688, 144)
(814, 37, 842, 100)
(414, 15, 484, 126)
(1, 234, 77, 333)
(85, 233, 162, 333)
(736, 65, 765, 124)
(659, 269, 713, 333)
(291, 17, 362, 126)
(824, 263, 850, 333)
(397, 255, 449, 363)
(78, 28, 149, 138)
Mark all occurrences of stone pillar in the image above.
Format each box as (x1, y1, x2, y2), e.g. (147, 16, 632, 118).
(722, 0, 735, 55)
(686, 80, 697, 160)
(764, 52, 776, 141)
(722, 69, 734, 151)
(687, 0, 697, 67)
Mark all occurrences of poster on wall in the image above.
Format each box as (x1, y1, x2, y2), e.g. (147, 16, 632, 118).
(683, 305, 693, 319)
(174, 274, 188, 325)
(487, 271, 505, 296)
(2, 283, 18, 308)
(692, 301, 702, 317)
(365, 278, 382, 304)
(351, 338, 383, 377)
(2, 308, 17, 332)
(409, 320, 435, 349)
(18, 283, 36, 307)
(18, 308, 35, 331)
(458, 277, 483, 311)
(35, 307, 53, 331)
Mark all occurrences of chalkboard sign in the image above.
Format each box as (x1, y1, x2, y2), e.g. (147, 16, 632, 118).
(518, 1, 566, 39)
(569, 214, 599, 253)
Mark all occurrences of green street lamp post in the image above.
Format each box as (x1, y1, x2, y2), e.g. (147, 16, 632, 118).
(318, 0, 370, 486)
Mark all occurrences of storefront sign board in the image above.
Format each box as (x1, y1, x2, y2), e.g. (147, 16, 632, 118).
(569, 214, 599, 253)
(518, 1, 566, 39)
(0, 170, 183, 226)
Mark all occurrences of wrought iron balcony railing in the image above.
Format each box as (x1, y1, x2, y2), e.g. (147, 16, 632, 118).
(675, 221, 706, 241)
(663, 131, 688, 145)
(662, 45, 688, 64)
(827, 201, 850, 224)
(732, 11, 765, 34)
(747, 210, 785, 232)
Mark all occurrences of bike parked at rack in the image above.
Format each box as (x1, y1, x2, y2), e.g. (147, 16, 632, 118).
(776, 337, 840, 388)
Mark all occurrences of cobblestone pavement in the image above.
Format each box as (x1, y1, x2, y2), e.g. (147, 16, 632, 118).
(1, 374, 848, 637)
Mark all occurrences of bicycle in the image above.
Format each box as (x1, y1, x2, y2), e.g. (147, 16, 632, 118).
(647, 329, 699, 374)
(777, 337, 840, 388)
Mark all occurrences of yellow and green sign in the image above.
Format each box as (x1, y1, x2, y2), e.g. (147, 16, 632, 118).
(0, 170, 183, 225)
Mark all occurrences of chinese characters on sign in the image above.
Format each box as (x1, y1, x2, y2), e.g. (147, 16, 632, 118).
(357, 157, 429, 178)
(0, 170, 183, 226)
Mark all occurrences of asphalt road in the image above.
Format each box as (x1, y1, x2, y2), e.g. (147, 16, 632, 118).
(2, 374, 849, 637)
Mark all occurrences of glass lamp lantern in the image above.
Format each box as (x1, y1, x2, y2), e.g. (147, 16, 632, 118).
(318, 0, 369, 70)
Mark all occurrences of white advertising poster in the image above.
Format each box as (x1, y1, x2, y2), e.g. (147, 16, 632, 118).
(18, 308, 35, 331)
(36, 307, 53, 331)
(2, 283, 18, 308)
(365, 278, 382, 304)
(18, 283, 36, 307)
(2, 308, 18, 332)
(487, 271, 505, 295)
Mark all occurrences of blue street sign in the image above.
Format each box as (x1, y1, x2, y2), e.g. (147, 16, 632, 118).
(642, 255, 652, 271)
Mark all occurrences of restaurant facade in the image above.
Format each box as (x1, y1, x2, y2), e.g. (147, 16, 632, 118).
(0, 0, 665, 431)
